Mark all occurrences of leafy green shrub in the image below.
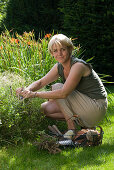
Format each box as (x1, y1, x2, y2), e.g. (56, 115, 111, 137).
(0, 71, 48, 144)
(1, 0, 61, 36)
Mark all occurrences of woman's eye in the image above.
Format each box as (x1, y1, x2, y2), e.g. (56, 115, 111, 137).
(62, 48, 66, 51)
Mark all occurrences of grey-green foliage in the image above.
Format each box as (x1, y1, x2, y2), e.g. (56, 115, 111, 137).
(0, 71, 48, 143)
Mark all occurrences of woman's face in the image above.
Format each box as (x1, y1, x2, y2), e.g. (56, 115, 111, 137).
(51, 43, 71, 64)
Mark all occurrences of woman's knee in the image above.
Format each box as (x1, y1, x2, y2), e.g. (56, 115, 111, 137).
(41, 101, 54, 114)
(41, 101, 61, 115)
(41, 102, 49, 112)
(51, 83, 63, 91)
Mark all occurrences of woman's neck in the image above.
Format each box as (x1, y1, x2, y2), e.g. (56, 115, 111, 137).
(62, 56, 71, 70)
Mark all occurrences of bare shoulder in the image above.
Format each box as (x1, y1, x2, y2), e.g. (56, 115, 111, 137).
(71, 62, 91, 77)
(73, 61, 86, 68)
(48, 63, 58, 73)
(71, 62, 85, 73)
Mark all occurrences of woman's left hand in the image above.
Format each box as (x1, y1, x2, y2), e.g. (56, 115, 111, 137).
(20, 90, 36, 99)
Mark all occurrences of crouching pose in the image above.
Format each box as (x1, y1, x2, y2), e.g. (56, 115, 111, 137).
(16, 34, 108, 138)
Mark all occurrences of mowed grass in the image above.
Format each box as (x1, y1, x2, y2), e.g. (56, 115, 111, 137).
(0, 85, 114, 170)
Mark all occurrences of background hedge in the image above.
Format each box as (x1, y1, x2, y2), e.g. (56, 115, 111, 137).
(59, 0, 114, 82)
(1, 0, 62, 37)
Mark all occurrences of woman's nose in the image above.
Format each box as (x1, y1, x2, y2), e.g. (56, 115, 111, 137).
(58, 50, 62, 56)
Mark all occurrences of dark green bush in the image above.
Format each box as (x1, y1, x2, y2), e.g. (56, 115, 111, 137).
(59, 0, 114, 81)
(1, 0, 62, 38)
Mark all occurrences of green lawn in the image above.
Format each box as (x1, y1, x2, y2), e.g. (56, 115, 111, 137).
(0, 85, 114, 170)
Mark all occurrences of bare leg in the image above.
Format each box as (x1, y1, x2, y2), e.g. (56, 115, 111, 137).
(41, 100, 76, 130)
(41, 100, 65, 120)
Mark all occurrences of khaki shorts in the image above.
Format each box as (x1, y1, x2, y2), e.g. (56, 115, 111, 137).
(52, 83, 108, 128)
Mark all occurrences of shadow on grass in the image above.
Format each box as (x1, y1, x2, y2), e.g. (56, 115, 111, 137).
(0, 142, 113, 170)
(64, 143, 114, 169)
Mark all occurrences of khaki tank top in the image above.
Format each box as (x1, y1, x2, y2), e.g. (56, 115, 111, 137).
(57, 57, 107, 99)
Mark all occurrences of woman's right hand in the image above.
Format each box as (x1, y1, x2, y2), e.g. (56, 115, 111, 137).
(16, 87, 24, 96)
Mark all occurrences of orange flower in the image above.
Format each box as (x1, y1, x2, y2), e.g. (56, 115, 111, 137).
(27, 41, 31, 45)
(15, 39, 19, 44)
(10, 38, 15, 43)
(0, 45, 3, 50)
(10, 38, 19, 44)
(45, 34, 51, 39)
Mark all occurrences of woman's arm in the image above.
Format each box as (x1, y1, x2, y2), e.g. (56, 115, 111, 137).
(16, 64, 59, 96)
(25, 64, 59, 91)
(35, 62, 85, 99)
(22, 62, 87, 99)
(21, 62, 88, 99)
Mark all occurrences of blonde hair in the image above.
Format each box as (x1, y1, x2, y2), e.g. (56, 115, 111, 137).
(48, 34, 74, 55)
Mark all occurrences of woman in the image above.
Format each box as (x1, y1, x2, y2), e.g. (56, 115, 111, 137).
(16, 34, 108, 139)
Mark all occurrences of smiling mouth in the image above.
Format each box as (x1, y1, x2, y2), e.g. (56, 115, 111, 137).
(58, 56, 64, 59)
